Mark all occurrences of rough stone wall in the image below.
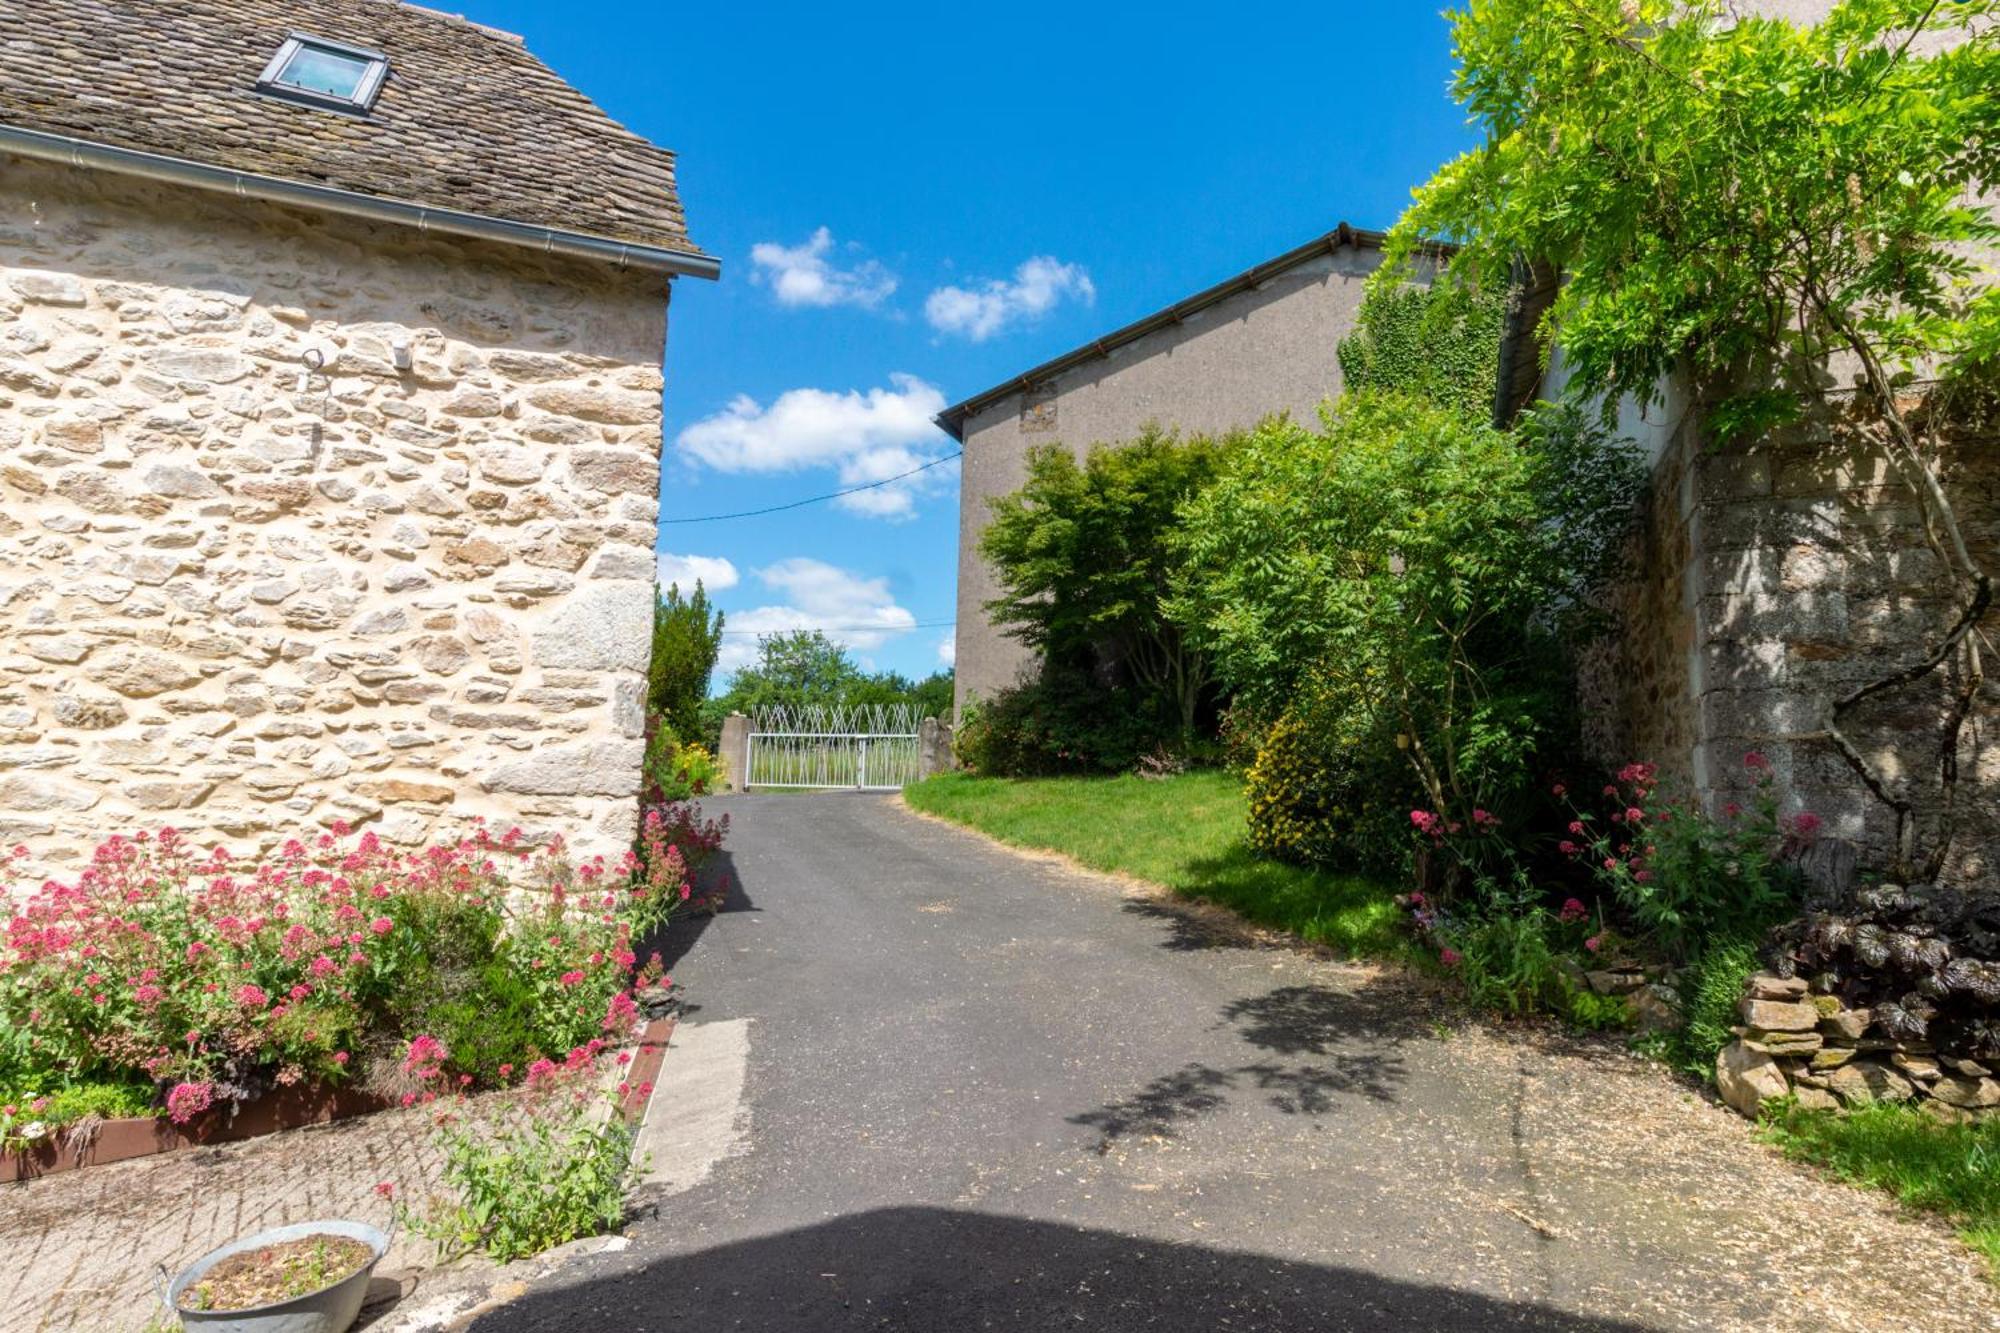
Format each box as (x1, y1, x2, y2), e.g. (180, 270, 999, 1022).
(1576, 415, 1704, 788)
(1691, 409, 1999, 886)
(1587, 400, 2000, 888)
(0, 156, 669, 890)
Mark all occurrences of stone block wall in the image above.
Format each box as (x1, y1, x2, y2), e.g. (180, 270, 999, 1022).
(0, 156, 671, 889)
(1586, 399, 1999, 889)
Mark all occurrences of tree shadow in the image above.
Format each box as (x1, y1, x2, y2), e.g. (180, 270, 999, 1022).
(466, 1206, 1651, 1332)
(1119, 899, 1240, 951)
(639, 847, 755, 976)
(1069, 1063, 1235, 1152)
(1221, 981, 1429, 1055)
(1069, 981, 1420, 1150)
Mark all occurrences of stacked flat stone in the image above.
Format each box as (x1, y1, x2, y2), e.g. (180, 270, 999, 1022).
(1716, 972, 2000, 1121)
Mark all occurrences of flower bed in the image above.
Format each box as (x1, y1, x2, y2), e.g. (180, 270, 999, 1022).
(1, 803, 723, 1157)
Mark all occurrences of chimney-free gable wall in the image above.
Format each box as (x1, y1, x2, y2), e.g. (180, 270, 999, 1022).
(0, 155, 668, 888)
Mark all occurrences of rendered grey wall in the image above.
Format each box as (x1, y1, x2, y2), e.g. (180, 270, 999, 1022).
(953, 243, 1387, 716)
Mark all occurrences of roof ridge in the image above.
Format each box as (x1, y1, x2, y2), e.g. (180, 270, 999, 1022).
(936, 223, 1418, 438)
(391, 2, 526, 45)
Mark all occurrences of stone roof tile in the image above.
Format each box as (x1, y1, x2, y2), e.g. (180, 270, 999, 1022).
(0, 0, 700, 255)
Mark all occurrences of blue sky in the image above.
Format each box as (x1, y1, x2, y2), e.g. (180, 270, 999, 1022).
(460, 1, 1477, 681)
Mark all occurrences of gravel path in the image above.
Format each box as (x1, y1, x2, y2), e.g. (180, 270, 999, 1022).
(475, 793, 2000, 1332)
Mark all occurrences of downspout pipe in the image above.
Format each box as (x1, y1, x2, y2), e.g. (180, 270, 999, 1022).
(0, 124, 721, 281)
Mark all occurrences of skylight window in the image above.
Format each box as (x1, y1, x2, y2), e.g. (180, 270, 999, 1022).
(255, 34, 389, 113)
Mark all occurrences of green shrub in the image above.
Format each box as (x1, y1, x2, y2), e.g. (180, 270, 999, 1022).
(954, 666, 1165, 776)
(980, 426, 1237, 745)
(641, 729, 720, 803)
(1563, 754, 1802, 963)
(1669, 937, 1763, 1078)
(648, 581, 725, 747)
(1, 1080, 155, 1149)
(409, 960, 547, 1081)
(400, 1066, 639, 1263)
(1243, 699, 1415, 873)
(1173, 394, 1641, 852)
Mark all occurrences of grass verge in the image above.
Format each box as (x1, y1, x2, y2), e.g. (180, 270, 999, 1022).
(1762, 1101, 2000, 1271)
(904, 771, 1405, 960)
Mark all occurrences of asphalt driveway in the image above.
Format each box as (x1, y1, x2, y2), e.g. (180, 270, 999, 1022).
(475, 794, 2000, 1332)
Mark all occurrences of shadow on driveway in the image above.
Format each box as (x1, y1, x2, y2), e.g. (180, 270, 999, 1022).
(471, 1205, 1649, 1332)
(1069, 978, 1420, 1152)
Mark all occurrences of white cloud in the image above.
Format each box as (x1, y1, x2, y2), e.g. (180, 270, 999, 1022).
(674, 374, 956, 520)
(924, 255, 1095, 341)
(656, 551, 739, 592)
(749, 227, 897, 309)
(937, 633, 956, 667)
(719, 558, 917, 672)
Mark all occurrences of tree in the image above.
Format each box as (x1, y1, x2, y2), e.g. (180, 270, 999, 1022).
(716, 631, 863, 716)
(1383, 0, 2000, 877)
(647, 581, 725, 744)
(712, 631, 955, 720)
(1172, 392, 1640, 823)
(979, 426, 1237, 741)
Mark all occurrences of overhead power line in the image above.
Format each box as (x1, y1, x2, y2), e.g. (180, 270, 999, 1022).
(717, 619, 956, 637)
(660, 452, 964, 524)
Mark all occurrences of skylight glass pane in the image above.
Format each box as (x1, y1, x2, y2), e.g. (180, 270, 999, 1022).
(275, 44, 372, 100)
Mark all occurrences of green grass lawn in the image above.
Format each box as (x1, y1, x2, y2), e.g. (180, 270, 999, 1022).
(904, 770, 1405, 959)
(1762, 1102, 2000, 1272)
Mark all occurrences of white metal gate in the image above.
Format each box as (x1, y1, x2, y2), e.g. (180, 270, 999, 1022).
(746, 704, 926, 791)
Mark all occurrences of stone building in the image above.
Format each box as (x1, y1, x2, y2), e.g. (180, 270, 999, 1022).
(1507, 0, 1998, 887)
(938, 224, 1396, 716)
(0, 0, 716, 884)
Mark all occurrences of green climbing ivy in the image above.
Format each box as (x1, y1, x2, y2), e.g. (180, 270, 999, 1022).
(1335, 279, 1503, 425)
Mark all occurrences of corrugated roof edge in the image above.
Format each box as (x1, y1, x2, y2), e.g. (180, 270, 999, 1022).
(934, 221, 1452, 441)
(0, 124, 719, 280)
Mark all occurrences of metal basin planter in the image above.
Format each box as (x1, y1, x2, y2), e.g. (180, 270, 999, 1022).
(162, 1219, 390, 1333)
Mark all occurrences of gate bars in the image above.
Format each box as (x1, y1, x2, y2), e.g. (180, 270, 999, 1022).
(745, 704, 929, 791)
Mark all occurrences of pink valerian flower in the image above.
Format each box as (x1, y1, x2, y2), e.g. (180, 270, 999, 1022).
(1744, 751, 1770, 772)
(1557, 840, 1579, 856)
(332, 1050, 350, 1065)
(235, 983, 269, 1008)
(1623, 807, 1645, 826)
(1786, 811, 1823, 841)
(166, 1081, 215, 1124)
(1558, 898, 1588, 923)
(1470, 808, 1499, 832)
(369, 916, 394, 936)
(558, 970, 587, 988)
(1439, 947, 1462, 967)
(374, 1182, 395, 1200)
(1583, 935, 1603, 954)
(602, 989, 639, 1034)
(402, 1034, 449, 1079)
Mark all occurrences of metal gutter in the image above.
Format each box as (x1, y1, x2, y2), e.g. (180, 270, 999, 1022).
(933, 222, 1451, 440)
(0, 124, 720, 281)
